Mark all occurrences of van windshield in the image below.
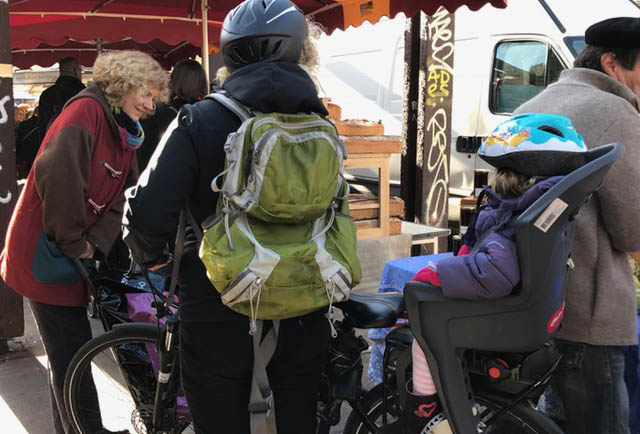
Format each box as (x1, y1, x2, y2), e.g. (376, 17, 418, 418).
(565, 37, 586, 57)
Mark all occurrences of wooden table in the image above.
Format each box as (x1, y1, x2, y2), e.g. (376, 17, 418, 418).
(343, 135, 402, 239)
(400, 221, 451, 254)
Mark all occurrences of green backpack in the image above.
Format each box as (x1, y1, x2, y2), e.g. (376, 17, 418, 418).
(199, 93, 361, 330)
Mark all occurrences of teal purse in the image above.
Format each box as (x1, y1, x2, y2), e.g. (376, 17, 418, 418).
(32, 232, 81, 284)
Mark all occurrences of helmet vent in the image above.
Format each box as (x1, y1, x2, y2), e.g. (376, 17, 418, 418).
(231, 47, 248, 65)
(538, 126, 564, 137)
(261, 39, 270, 57)
(261, 0, 268, 9)
(272, 40, 282, 55)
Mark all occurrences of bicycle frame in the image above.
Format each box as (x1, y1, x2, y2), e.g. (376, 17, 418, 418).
(77, 260, 186, 433)
(317, 316, 381, 434)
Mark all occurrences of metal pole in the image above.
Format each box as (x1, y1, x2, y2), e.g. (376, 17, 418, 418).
(0, 0, 24, 351)
(201, 0, 210, 89)
(400, 13, 422, 225)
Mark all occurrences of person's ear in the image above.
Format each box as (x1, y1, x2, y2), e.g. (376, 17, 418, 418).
(600, 52, 619, 79)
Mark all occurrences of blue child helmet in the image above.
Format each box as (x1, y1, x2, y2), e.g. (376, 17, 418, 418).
(478, 114, 588, 177)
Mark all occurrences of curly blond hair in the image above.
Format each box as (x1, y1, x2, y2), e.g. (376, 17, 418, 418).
(92, 50, 170, 108)
(215, 19, 323, 91)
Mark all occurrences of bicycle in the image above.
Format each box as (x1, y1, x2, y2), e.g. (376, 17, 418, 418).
(65, 143, 621, 434)
(63, 271, 558, 434)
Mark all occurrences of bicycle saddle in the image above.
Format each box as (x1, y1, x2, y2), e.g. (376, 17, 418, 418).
(335, 292, 404, 329)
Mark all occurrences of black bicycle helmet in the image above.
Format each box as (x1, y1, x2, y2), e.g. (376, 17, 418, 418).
(220, 0, 308, 71)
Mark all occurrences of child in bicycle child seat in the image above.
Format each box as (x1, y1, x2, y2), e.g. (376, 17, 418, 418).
(406, 113, 588, 434)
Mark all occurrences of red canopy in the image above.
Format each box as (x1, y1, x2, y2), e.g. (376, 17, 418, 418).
(11, 39, 200, 69)
(10, 0, 507, 52)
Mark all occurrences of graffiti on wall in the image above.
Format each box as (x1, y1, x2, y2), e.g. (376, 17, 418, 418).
(426, 8, 453, 102)
(424, 7, 454, 227)
(0, 93, 13, 204)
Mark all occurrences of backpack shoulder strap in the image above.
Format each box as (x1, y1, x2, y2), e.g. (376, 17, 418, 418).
(206, 92, 253, 122)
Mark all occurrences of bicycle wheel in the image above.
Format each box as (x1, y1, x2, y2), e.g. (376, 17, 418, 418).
(342, 384, 562, 434)
(342, 383, 401, 434)
(64, 323, 192, 434)
(476, 396, 563, 434)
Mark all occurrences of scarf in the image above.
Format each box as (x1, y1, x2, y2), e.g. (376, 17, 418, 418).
(113, 106, 145, 151)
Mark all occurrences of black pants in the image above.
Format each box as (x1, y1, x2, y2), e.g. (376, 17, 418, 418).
(30, 300, 99, 434)
(180, 311, 331, 434)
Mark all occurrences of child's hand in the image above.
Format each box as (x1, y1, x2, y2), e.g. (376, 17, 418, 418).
(412, 262, 441, 287)
(457, 244, 472, 256)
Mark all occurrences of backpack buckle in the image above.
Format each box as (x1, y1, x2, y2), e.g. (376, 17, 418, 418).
(248, 395, 272, 415)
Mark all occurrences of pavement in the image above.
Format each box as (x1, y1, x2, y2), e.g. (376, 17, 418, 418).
(0, 300, 373, 434)
(0, 301, 52, 434)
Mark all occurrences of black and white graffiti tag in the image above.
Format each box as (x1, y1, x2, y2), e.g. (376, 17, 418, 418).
(425, 7, 453, 227)
(0, 94, 13, 204)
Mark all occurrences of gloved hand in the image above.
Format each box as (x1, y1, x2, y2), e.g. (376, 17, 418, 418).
(412, 261, 441, 287)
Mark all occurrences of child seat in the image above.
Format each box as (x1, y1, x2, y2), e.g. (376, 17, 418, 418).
(403, 143, 623, 434)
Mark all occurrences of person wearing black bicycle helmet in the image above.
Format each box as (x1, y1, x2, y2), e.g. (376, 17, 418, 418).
(219, 0, 308, 71)
(122, 1, 331, 433)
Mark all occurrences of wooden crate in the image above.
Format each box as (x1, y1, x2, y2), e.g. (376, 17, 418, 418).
(335, 119, 384, 136)
(349, 194, 404, 220)
(356, 217, 403, 236)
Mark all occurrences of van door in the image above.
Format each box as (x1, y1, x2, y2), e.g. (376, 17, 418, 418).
(454, 35, 569, 192)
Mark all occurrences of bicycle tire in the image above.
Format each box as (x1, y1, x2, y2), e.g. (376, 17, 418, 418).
(64, 323, 192, 434)
(342, 384, 563, 434)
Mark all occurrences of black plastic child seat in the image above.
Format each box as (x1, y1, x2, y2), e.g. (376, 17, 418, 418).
(403, 143, 623, 434)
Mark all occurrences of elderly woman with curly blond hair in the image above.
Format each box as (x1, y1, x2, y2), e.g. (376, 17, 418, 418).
(0, 50, 168, 434)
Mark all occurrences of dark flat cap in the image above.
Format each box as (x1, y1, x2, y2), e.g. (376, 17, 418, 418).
(585, 17, 640, 48)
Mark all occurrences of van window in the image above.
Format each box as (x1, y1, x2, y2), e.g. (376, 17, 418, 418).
(565, 37, 586, 57)
(490, 41, 565, 114)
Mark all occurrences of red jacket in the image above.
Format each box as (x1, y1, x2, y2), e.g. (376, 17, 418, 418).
(1, 85, 138, 306)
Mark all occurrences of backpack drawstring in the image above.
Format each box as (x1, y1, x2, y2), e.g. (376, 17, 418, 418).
(248, 278, 264, 336)
(324, 278, 338, 338)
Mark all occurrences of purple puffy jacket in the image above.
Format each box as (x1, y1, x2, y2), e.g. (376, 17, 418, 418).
(437, 176, 563, 300)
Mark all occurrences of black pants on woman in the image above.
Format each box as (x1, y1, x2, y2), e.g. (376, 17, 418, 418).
(29, 300, 101, 434)
(180, 310, 331, 434)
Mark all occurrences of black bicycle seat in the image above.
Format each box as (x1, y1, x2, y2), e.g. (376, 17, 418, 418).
(335, 292, 404, 329)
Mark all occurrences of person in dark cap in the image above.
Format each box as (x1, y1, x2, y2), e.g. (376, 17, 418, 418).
(38, 57, 85, 135)
(514, 16, 640, 434)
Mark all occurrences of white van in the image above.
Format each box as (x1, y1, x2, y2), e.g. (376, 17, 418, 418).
(317, 0, 640, 200)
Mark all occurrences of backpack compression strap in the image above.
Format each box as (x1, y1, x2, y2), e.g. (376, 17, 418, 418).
(249, 320, 279, 434)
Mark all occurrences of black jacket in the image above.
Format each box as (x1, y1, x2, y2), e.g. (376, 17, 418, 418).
(123, 62, 328, 322)
(38, 75, 85, 134)
(138, 99, 191, 171)
(15, 114, 41, 179)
